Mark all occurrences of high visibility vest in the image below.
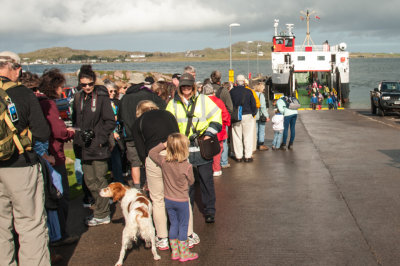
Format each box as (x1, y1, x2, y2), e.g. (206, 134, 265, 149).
(166, 94, 222, 138)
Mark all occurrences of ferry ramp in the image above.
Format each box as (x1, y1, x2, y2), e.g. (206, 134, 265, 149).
(56, 109, 400, 265)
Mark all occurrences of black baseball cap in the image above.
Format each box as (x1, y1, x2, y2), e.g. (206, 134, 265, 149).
(172, 73, 181, 80)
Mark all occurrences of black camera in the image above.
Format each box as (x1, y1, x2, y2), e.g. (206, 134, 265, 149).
(81, 129, 95, 147)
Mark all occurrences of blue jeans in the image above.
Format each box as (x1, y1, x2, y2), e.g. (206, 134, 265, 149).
(165, 199, 190, 241)
(256, 120, 266, 146)
(220, 126, 229, 166)
(283, 114, 297, 145)
(272, 131, 283, 148)
(74, 158, 83, 185)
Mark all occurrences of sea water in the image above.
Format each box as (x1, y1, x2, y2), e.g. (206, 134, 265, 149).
(23, 58, 400, 109)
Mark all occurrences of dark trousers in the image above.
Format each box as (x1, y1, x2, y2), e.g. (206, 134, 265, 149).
(110, 145, 124, 183)
(53, 164, 69, 239)
(189, 162, 216, 215)
(82, 160, 110, 219)
(165, 198, 190, 241)
(283, 114, 298, 145)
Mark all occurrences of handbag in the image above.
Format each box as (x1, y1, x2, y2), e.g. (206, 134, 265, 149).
(259, 112, 267, 122)
(184, 96, 220, 160)
(197, 134, 221, 160)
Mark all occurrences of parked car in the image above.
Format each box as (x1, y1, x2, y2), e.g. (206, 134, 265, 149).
(370, 81, 400, 116)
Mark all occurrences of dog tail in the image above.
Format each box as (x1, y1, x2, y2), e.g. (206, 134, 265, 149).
(135, 206, 149, 224)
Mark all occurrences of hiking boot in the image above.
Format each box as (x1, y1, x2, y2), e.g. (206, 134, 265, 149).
(169, 239, 179, 260)
(288, 143, 293, 150)
(50, 235, 80, 247)
(279, 144, 286, 151)
(258, 145, 269, 151)
(155, 237, 169, 250)
(188, 232, 200, 248)
(205, 214, 215, 223)
(85, 216, 110, 227)
(178, 240, 198, 262)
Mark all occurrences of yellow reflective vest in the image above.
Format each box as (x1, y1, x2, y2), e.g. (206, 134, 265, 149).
(166, 94, 222, 138)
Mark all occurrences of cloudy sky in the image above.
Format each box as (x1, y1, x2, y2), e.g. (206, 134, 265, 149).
(1, 0, 398, 53)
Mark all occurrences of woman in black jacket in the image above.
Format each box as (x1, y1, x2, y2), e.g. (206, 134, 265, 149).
(72, 65, 116, 226)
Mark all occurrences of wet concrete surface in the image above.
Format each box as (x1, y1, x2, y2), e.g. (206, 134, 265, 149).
(55, 109, 400, 265)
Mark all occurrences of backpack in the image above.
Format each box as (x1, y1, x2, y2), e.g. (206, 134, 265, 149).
(282, 96, 301, 110)
(0, 79, 32, 160)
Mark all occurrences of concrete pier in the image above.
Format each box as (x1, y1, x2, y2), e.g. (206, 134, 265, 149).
(56, 110, 400, 265)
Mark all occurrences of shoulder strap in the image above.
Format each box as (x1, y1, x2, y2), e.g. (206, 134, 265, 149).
(0, 79, 20, 92)
(184, 97, 198, 137)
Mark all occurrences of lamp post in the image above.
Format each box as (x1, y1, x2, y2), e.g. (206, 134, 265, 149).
(229, 23, 240, 82)
(257, 43, 261, 76)
(247, 40, 253, 79)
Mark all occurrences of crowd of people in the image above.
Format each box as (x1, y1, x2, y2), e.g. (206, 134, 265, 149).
(307, 79, 339, 110)
(0, 50, 299, 265)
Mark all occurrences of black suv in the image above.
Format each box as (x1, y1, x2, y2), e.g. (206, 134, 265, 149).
(370, 81, 400, 116)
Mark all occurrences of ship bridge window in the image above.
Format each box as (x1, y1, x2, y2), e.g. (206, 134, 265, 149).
(285, 39, 293, 47)
(298, 56, 305, 61)
(317, 56, 326, 61)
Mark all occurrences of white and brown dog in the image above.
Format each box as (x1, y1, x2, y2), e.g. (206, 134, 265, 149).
(100, 182, 161, 266)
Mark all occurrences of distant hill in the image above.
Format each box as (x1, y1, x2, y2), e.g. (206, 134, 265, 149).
(19, 41, 274, 63)
(19, 43, 400, 64)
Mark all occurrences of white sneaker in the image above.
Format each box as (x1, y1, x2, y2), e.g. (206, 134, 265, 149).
(188, 232, 200, 248)
(155, 237, 169, 250)
(85, 216, 110, 227)
(213, 171, 222, 177)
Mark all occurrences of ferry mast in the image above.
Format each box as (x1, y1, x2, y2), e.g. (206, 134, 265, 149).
(300, 9, 317, 48)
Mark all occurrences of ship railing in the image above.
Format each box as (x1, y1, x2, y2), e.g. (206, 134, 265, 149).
(294, 45, 339, 52)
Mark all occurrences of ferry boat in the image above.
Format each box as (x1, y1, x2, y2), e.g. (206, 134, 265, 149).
(270, 11, 350, 104)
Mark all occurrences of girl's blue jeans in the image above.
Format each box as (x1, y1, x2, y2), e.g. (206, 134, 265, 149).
(165, 198, 190, 241)
(272, 130, 283, 148)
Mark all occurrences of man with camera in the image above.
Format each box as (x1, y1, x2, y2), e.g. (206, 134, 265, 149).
(0, 51, 51, 264)
(72, 65, 116, 226)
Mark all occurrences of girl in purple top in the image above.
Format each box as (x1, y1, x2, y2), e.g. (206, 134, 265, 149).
(149, 133, 198, 262)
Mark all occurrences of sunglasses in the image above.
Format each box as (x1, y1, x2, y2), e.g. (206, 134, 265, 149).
(80, 82, 95, 87)
(109, 90, 117, 94)
(12, 63, 21, 70)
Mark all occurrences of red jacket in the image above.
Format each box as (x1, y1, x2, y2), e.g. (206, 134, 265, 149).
(37, 94, 75, 165)
(209, 96, 231, 141)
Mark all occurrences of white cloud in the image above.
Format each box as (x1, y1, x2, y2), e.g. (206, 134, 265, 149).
(1, 0, 236, 36)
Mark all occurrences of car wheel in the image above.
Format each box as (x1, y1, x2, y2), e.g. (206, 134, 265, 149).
(371, 100, 377, 114)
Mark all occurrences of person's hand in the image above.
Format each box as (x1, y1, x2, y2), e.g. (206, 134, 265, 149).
(203, 136, 211, 140)
(43, 154, 56, 165)
(67, 127, 75, 133)
(266, 117, 271, 122)
(113, 132, 120, 140)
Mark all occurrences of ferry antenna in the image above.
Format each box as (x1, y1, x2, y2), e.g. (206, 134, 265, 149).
(300, 9, 317, 48)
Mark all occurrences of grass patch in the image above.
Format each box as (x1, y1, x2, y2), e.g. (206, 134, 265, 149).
(297, 87, 329, 108)
(64, 149, 113, 200)
(65, 149, 82, 199)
